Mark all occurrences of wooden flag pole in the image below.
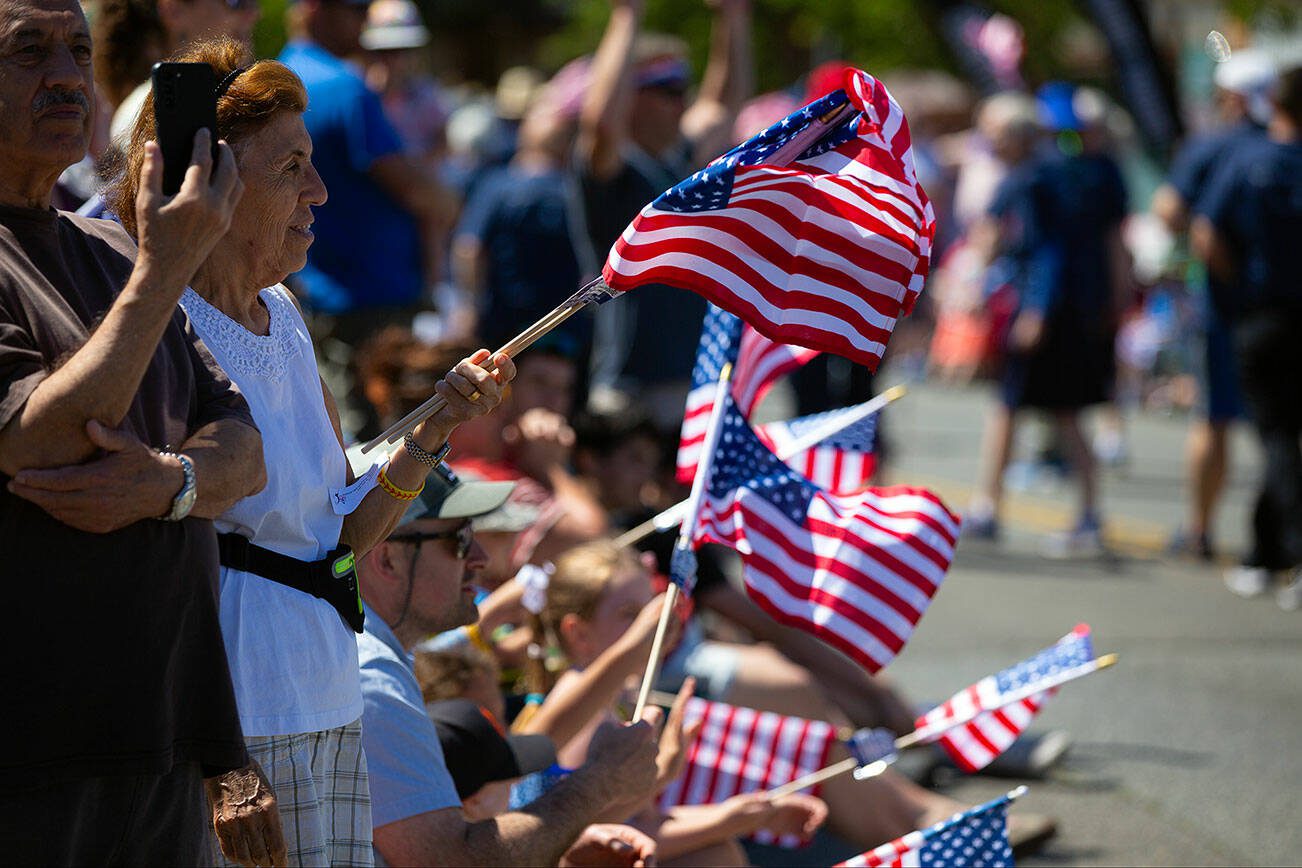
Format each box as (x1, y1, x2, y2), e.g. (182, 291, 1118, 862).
(613, 385, 907, 549)
(361, 278, 613, 454)
(631, 364, 735, 721)
(764, 654, 1120, 797)
(765, 756, 889, 799)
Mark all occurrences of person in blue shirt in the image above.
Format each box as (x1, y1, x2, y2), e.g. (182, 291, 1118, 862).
(452, 77, 592, 356)
(355, 465, 664, 865)
(279, 0, 453, 439)
(1193, 66, 1302, 609)
(577, 0, 751, 429)
(968, 88, 1129, 557)
(1152, 50, 1276, 561)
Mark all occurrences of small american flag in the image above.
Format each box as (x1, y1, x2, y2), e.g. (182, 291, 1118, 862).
(603, 70, 935, 370)
(658, 696, 836, 848)
(916, 625, 1094, 772)
(758, 405, 879, 494)
(677, 304, 816, 485)
(694, 393, 958, 674)
(836, 791, 1016, 868)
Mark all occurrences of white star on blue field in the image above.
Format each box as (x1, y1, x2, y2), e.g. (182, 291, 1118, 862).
(653, 89, 862, 215)
(994, 631, 1094, 694)
(690, 305, 744, 389)
(709, 395, 814, 524)
(917, 801, 1013, 867)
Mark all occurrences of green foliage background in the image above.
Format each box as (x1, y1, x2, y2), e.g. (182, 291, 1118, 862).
(252, 0, 1299, 90)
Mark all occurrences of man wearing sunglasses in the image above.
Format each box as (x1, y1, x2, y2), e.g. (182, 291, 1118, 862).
(356, 464, 662, 866)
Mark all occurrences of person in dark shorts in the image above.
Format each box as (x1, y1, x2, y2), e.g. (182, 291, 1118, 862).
(1153, 50, 1275, 560)
(968, 89, 1129, 556)
(1193, 66, 1302, 609)
(0, 0, 270, 861)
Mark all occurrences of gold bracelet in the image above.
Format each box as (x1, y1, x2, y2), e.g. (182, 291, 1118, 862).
(377, 466, 424, 502)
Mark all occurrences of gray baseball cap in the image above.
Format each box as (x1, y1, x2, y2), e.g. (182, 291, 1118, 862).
(400, 463, 515, 526)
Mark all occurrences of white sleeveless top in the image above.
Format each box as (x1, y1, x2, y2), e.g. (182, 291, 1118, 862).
(181, 284, 363, 736)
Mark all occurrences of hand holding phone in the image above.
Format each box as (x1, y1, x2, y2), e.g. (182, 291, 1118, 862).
(151, 61, 219, 196)
(132, 62, 243, 294)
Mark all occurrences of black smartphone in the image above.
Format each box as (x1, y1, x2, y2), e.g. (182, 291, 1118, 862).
(151, 61, 219, 196)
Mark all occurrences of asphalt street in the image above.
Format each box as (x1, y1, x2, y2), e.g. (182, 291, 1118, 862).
(754, 378, 1300, 867)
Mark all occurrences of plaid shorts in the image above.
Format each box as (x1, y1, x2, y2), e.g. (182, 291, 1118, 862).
(215, 720, 373, 868)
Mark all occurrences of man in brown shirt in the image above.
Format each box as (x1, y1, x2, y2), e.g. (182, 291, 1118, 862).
(0, 0, 272, 862)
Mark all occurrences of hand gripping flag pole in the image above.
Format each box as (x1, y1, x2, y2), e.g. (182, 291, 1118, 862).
(763, 653, 1119, 798)
(360, 278, 619, 454)
(613, 384, 907, 549)
(631, 363, 735, 721)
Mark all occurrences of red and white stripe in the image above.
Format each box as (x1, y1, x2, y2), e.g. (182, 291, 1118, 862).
(917, 679, 1052, 773)
(604, 71, 935, 371)
(659, 697, 836, 847)
(677, 327, 817, 484)
(695, 485, 959, 674)
(913, 624, 1094, 773)
(837, 831, 926, 867)
(756, 423, 876, 494)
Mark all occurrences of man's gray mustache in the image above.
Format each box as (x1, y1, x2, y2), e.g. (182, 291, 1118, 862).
(33, 89, 90, 113)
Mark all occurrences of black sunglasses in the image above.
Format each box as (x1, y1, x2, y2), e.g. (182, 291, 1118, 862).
(389, 522, 474, 560)
(220, 0, 259, 11)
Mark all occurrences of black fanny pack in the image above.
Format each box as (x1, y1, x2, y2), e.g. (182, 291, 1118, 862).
(217, 534, 364, 633)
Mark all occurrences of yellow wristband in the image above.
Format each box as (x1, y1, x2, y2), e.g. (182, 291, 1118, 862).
(378, 466, 424, 502)
(466, 623, 494, 654)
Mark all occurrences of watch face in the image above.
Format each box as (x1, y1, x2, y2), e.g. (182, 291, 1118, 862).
(176, 484, 197, 516)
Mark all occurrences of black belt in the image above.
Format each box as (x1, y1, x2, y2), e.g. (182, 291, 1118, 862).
(217, 534, 364, 633)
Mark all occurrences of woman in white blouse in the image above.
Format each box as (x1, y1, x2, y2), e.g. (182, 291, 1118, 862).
(112, 40, 515, 867)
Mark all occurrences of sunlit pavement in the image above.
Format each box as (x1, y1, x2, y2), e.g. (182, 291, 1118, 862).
(745, 377, 1300, 866)
(883, 380, 1297, 866)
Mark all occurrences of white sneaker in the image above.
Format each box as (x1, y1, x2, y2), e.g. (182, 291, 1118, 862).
(1276, 571, 1302, 611)
(1224, 566, 1271, 598)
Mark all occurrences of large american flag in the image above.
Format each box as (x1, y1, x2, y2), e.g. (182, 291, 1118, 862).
(603, 70, 936, 370)
(916, 625, 1094, 773)
(836, 791, 1016, 868)
(677, 304, 817, 485)
(758, 405, 879, 494)
(694, 393, 958, 674)
(658, 696, 836, 848)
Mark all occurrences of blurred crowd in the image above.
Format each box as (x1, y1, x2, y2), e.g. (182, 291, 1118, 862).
(3, 0, 1300, 863)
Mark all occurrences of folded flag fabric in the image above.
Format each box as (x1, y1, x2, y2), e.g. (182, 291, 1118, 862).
(659, 696, 837, 848)
(847, 726, 899, 768)
(916, 624, 1094, 772)
(603, 69, 936, 370)
(694, 392, 958, 673)
(758, 405, 879, 494)
(678, 304, 817, 484)
(836, 791, 1016, 867)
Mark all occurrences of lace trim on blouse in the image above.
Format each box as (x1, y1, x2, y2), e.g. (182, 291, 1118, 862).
(181, 285, 302, 382)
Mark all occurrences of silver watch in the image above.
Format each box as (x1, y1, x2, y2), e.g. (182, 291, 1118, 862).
(159, 452, 197, 521)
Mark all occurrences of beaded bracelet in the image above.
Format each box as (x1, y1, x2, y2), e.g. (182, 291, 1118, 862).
(404, 433, 451, 469)
(377, 466, 424, 502)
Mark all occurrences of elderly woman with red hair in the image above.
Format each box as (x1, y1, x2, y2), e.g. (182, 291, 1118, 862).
(110, 38, 516, 866)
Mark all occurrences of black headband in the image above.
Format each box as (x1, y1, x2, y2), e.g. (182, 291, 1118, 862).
(215, 66, 247, 99)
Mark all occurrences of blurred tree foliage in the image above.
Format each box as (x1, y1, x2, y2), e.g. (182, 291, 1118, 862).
(250, 0, 1298, 91)
(541, 0, 1089, 93)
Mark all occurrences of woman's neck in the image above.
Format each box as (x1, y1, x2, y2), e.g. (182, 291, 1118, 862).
(190, 261, 271, 336)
